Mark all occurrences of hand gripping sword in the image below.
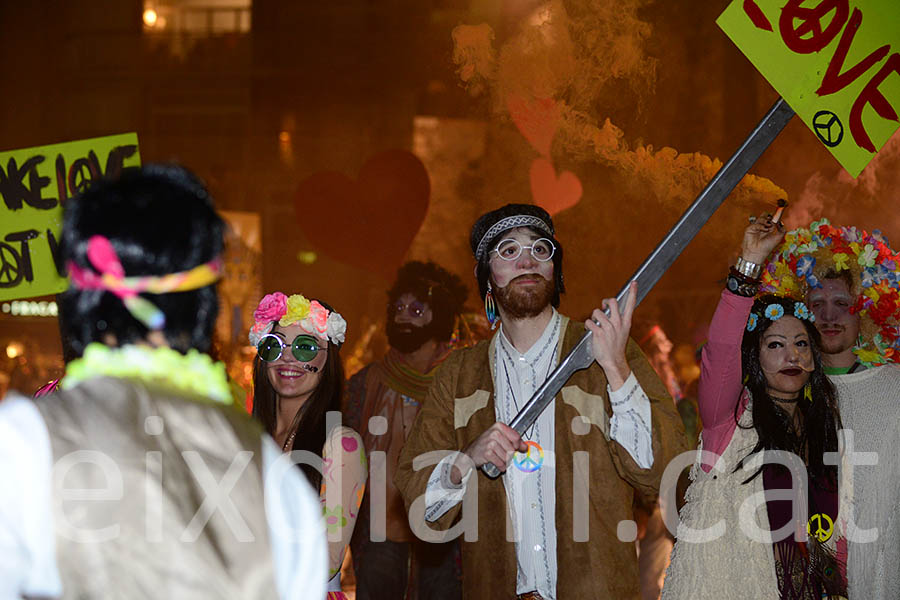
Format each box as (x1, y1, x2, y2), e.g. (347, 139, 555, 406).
(481, 97, 795, 478)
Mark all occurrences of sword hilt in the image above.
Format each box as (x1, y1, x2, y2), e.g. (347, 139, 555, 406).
(483, 462, 501, 479)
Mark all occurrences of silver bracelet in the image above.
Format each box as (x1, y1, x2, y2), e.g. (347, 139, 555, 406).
(735, 256, 762, 279)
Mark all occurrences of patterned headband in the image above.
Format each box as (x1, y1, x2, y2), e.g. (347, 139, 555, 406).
(249, 292, 347, 346)
(474, 215, 554, 261)
(67, 235, 223, 331)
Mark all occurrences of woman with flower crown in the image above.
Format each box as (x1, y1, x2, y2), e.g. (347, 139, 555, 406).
(662, 214, 847, 599)
(249, 292, 366, 599)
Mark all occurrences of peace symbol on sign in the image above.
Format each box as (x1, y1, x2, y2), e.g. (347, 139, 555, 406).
(807, 512, 834, 543)
(812, 110, 844, 148)
(0, 243, 23, 288)
(513, 441, 544, 473)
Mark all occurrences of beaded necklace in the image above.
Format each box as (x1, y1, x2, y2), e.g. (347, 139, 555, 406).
(497, 313, 560, 440)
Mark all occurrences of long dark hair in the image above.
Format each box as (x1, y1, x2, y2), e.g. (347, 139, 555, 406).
(251, 303, 344, 490)
(736, 295, 842, 486)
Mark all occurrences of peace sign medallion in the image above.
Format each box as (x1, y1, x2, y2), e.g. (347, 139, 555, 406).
(807, 512, 835, 543)
(513, 441, 544, 473)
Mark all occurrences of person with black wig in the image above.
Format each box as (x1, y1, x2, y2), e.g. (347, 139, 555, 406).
(249, 291, 366, 599)
(663, 214, 846, 599)
(344, 261, 467, 600)
(0, 165, 326, 599)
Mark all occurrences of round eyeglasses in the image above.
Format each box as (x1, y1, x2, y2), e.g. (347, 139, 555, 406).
(257, 334, 324, 363)
(491, 238, 555, 262)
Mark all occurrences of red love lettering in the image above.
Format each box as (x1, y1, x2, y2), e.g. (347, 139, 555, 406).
(817, 8, 890, 97)
(849, 53, 900, 153)
(779, 0, 849, 54)
(742, 0, 773, 31)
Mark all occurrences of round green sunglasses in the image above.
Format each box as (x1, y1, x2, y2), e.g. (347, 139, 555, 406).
(256, 333, 324, 363)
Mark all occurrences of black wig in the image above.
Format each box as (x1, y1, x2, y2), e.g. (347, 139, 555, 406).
(58, 164, 224, 357)
(736, 294, 842, 486)
(386, 261, 468, 342)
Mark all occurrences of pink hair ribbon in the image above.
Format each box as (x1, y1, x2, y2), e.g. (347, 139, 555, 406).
(67, 235, 223, 330)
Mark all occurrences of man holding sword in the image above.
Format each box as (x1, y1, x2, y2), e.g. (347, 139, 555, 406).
(396, 204, 687, 600)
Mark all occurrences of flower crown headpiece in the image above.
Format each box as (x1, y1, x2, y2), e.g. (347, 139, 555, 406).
(249, 292, 347, 347)
(746, 300, 815, 332)
(760, 218, 900, 366)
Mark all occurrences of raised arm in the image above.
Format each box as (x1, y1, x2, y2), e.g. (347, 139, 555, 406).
(698, 290, 755, 431)
(585, 282, 688, 497)
(605, 337, 689, 499)
(698, 213, 784, 469)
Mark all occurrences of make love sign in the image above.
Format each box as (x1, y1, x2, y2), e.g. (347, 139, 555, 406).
(718, 0, 900, 177)
(0, 133, 141, 301)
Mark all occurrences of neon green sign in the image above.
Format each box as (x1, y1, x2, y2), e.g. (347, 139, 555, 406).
(0, 133, 141, 301)
(718, 0, 900, 177)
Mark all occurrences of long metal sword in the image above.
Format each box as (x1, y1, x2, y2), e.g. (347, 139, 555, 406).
(482, 97, 795, 478)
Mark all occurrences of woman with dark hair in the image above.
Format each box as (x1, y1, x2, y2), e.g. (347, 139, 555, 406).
(249, 292, 365, 599)
(663, 215, 847, 599)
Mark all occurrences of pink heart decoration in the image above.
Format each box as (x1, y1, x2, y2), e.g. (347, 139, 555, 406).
(506, 94, 560, 158)
(294, 150, 430, 280)
(529, 157, 582, 216)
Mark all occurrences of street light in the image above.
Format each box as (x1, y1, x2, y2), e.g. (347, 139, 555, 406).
(6, 342, 24, 359)
(143, 8, 158, 27)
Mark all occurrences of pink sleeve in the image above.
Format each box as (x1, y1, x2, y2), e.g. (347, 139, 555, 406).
(697, 290, 754, 472)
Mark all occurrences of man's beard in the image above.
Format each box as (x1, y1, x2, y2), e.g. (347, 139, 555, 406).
(494, 274, 555, 320)
(816, 325, 856, 355)
(387, 321, 434, 354)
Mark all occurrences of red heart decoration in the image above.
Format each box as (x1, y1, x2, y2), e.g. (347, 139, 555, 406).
(529, 157, 582, 216)
(506, 94, 560, 158)
(294, 150, 430, 279)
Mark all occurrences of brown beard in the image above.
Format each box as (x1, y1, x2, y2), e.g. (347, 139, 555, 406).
(494, 274, 554, 320)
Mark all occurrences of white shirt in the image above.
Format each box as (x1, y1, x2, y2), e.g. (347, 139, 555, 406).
(425, 310, 654, 599)
(0, 393, 327, 600)
(829, 365, 900, 600)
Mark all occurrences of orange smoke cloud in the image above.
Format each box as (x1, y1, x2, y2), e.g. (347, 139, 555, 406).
(787, 133, 900, 233)
(452, 0, 787, 209)
(451, 24, 496, 98)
